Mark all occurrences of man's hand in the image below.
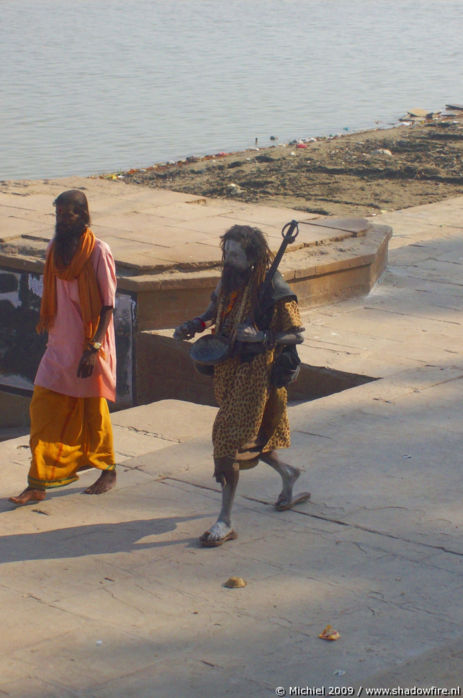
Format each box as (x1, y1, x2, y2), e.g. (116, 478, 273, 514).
(173, 317, 205, 340)
(77, 349, 97, 378)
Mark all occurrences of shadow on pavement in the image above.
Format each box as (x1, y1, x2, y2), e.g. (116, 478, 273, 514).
(0, 515, 205, 563)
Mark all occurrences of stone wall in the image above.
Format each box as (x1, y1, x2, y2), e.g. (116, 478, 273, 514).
(0, 217, 391, 428)
(0, 266, 136, 414)
(135, 330, 375, 408)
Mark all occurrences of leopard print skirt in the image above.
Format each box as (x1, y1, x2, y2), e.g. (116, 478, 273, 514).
(212, 349, 290, 460)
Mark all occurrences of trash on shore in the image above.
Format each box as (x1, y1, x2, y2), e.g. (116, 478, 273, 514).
(98, 102, 463, 219)
(319, 624, 341, 641)
(407, 108, 437, 119)
(372, 148, 393, 156)
(400, 108, 441, 122)
(227, 183, 244, 195)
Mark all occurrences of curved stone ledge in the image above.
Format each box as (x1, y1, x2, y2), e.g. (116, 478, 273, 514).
(119, 221, 391, 331)
(0, 179, 392, 410)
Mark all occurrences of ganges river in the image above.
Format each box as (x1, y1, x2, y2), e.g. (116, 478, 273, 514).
(1, 0, 463, 180)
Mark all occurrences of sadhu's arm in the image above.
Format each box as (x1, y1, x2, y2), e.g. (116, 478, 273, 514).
(173, 282, 220, 340)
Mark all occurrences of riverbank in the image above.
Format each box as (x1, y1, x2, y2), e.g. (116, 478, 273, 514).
(105, 109, 463, 218)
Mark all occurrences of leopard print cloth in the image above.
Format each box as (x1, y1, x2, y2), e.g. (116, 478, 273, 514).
(212, 293, 302, 460)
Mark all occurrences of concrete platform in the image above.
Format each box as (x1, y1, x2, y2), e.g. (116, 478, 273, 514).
(0, 176, 391, 412)
(0, 177, 391, 323)
(1, 195, 463, 695)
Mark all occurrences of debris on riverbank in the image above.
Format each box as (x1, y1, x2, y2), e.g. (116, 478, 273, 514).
(101, 108, 463, 217)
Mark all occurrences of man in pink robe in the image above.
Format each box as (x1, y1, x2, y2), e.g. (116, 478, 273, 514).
(9, 190, 117, 505)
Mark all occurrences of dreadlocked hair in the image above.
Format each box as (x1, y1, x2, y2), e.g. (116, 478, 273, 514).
(220, 225, 273, 311)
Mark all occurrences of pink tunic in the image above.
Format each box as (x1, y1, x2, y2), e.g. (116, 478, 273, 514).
(35, 239, 117, 402)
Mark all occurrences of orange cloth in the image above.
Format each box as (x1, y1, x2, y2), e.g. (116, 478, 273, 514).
(37, 228, 102, 343)
(28, 386, 115, 489)
(221, 290, 238, 321)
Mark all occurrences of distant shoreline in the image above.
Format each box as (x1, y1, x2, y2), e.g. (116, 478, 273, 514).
(101, 123, 402, 180)
(106, 111, 463, 218)
(99, 108, 456, 180)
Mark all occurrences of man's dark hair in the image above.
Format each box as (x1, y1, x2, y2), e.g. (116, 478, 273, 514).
(53, 190, 91, 267)
(54, 189, 91, 227)
(220, 225, 273, 298)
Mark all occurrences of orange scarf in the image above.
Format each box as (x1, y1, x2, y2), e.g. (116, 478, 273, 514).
(221, 290, 238, 321)
(37, 228, 102, 343)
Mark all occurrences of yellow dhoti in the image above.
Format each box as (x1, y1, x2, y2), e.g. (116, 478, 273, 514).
(28, 386, 115, 489)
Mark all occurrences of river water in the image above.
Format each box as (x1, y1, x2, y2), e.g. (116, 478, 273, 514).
(1, 0, 462, 180)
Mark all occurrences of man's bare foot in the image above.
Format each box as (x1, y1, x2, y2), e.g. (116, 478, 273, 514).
(84, 470, 116, 495)
(9, 488, 46, 505)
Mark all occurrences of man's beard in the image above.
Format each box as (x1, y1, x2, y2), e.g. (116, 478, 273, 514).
(54, 220, 86, 267)
(221, 264, 251, 295)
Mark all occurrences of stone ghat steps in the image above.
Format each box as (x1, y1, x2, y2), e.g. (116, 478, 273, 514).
(3, 380, 463, 691)
(1, 399, 218, 502)
(1, 396, 310, 511)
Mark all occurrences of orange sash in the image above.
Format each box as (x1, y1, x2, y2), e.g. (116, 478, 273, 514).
(37, 228, 101, 342)
(221, 290, 238, 321)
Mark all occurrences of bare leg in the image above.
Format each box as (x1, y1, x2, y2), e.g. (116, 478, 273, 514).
(9, 487, 46, 505)
(260, 450, 309, 510)
(84, 469, 116, 495)
(200, 457, 239, 547)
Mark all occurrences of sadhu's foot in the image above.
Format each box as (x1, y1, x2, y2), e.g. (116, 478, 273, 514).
(9, 488, 46, 506)
(275, 490, 311, 512)
(199, 521, 238, 547)
(272, 464, 301, 509)
(84, 470, 116, 495)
